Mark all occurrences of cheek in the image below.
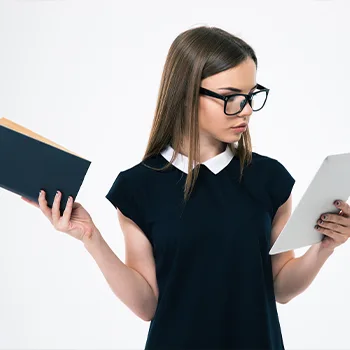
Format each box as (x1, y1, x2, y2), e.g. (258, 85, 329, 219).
(198, 98, 224, 129)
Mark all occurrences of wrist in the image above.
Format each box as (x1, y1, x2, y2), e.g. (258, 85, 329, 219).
(316, 242, 335, 258)
(83, 226, 103, 249)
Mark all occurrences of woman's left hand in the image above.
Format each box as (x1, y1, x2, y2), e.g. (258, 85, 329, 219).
(315, 200, 350, 252)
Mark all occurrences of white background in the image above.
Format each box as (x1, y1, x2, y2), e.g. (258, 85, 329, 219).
(1, 0, 350, 349)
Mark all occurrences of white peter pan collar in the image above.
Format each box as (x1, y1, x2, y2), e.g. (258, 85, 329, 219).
(160, 144, 235, 175)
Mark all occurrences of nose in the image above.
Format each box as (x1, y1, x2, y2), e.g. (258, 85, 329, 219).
(237, 99, 253, 118)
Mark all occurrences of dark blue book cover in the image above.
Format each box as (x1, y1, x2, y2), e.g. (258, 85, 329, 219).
(0, 118, 91, 216)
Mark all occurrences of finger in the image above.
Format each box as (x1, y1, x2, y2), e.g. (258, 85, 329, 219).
(38, 190, 53, 223)
(334, 200, 350, 217)
(51, 190, 61, 225)
(316, 226, 348, 244)
(320, 213, 349, 227)
(317, 219, 349, 235)
(61, 196, 73, 225)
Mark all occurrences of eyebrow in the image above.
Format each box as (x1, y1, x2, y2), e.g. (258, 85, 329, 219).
(218, 84, 258, 93)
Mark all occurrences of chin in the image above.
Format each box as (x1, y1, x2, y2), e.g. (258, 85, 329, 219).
(220, 133, 243, 143)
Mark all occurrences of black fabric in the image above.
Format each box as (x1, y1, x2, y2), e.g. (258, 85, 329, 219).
(268, 159, 296, 221)
(105, 150, 295, 350)
(106, 170, 149, 238)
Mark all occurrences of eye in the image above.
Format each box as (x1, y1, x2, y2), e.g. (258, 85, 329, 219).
(225, 95, 238, 100)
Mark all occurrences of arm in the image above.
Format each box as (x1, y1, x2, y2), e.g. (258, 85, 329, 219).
(83, 209, 158, 322)
(271, 194, 334, 304)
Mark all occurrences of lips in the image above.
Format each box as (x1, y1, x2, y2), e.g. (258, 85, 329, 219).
(232, 123, 247, 128)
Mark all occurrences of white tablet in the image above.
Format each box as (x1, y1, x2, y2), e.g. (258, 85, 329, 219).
(269, 152, 350, 255)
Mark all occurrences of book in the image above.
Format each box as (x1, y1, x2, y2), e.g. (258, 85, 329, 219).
(0, 117, 91, 216)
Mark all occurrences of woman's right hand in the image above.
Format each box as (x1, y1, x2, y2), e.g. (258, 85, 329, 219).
(21, 190, 98, 242)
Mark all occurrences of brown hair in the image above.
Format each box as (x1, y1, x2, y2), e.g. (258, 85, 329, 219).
(142, 25, 257, 202)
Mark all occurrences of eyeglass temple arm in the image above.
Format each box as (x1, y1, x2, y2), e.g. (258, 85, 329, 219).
(256, 83, 268, 91)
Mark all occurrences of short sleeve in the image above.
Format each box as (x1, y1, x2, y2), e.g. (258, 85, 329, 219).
(268, 159, 295, 220)
(105, 171, 149, 237)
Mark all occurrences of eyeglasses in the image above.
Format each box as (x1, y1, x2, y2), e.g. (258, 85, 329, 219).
(199, 83, 270, 116)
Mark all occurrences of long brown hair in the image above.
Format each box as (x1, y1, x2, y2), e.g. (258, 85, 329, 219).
(142, 25, 257, 202)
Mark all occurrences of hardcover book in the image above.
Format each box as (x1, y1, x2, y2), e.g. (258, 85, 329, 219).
(0, 117, 91, 215)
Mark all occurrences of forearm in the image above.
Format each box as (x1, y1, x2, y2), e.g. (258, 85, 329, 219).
(83, 229, 157, 321)
(274, 242, 334, 304)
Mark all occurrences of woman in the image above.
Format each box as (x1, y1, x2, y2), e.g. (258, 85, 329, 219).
(22, 26, 342, 349)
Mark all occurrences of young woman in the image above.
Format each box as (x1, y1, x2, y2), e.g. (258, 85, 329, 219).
(22, 26, 344, 349)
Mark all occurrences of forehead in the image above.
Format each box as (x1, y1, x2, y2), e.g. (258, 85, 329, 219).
(202, 58, 257, 90)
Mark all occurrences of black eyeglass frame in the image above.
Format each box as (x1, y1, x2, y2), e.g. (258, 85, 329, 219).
(199, 83, 270, 116)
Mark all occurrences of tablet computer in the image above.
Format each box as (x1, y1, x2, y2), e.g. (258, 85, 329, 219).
(269, 152, 350, 255)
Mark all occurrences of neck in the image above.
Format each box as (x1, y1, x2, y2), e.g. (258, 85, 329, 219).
(178, 137, 227, 163)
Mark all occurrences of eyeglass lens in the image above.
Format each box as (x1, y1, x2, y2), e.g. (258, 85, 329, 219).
(225, 90, 267, 115)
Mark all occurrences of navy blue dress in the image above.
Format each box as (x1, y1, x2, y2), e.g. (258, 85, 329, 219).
(106, 144, 295, 350)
